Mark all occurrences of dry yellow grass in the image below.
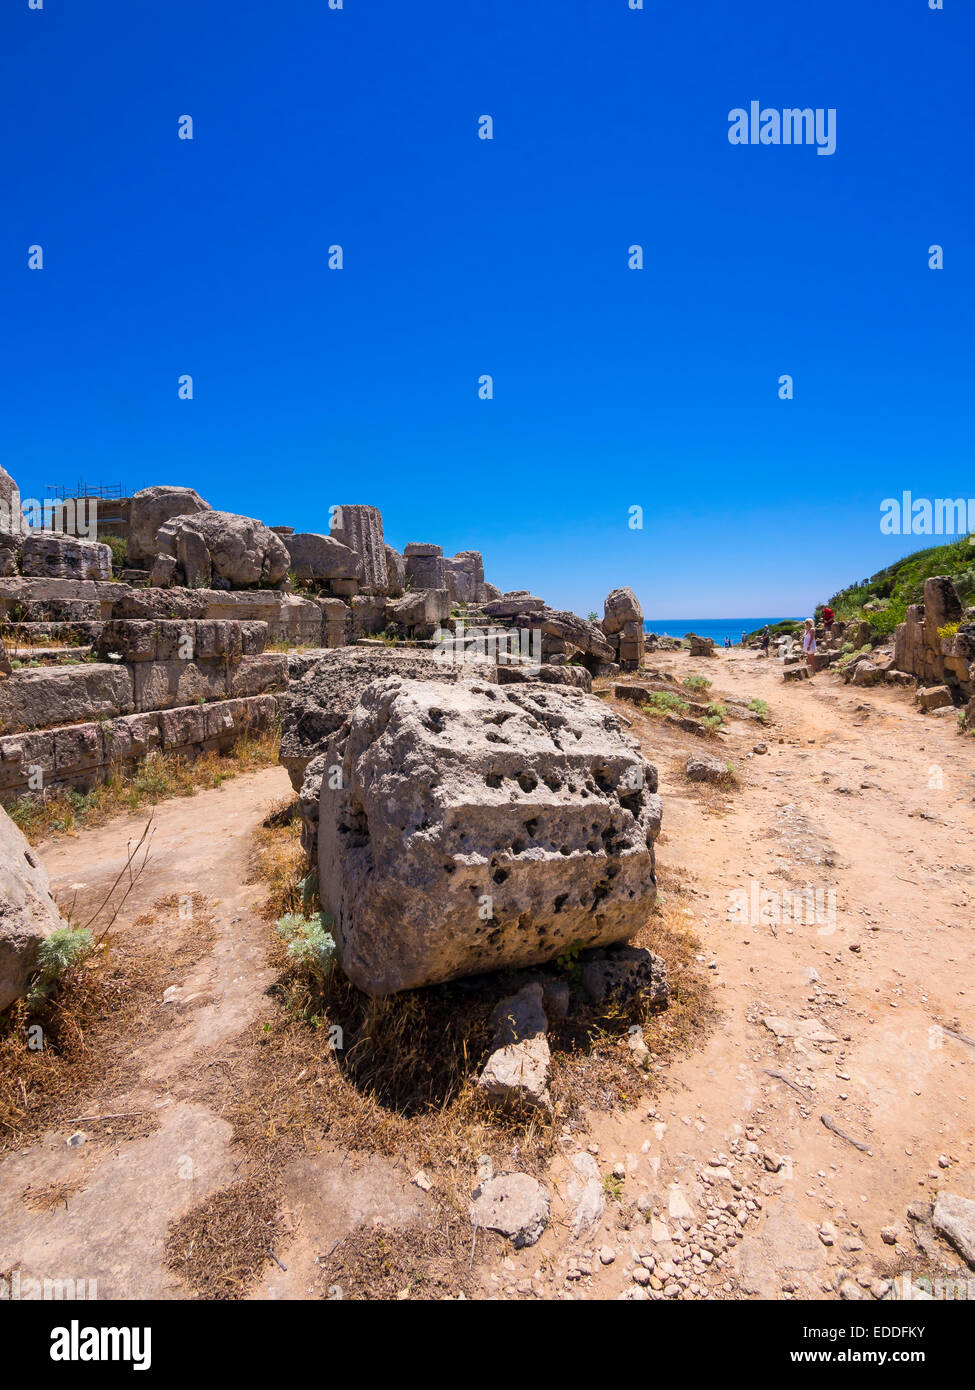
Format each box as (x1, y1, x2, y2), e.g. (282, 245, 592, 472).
(0, 895, 217, 1150)
(7, 726, 281, 844)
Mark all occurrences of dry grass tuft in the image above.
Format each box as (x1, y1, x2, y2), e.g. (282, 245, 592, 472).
(319, 1217, 486, 1301)
(20, 1177, 86, 1212)
(0, 895, 217, 1151)
(248, 803, 308, 920)
(165, 1179, 284, 1300)
(8, 726, 281, 844)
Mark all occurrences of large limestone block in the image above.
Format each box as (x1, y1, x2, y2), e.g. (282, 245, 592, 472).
(540, 611, 615, 663)
(329, 505, 388, 594)
(603, 586, 643, 635)
(403, 542, 445, 592)
(385, 588, 450, 634)
(444, 551, 484, 606)
(2, 665, 134, 734)
(923, 576, 962, 649)
(318, 678, 661, 994)
(227, 653, 289, 698)
(284, 532, 361, 584)
(351, 594, 387, 639)
(128, 485, 211, 567)
(0, 731, 55, 794)
(482, 594, 547, 619)
(384, 545, 406, 598)
(0, 806, 65, 1011)
(279, 646, 468, 789)
(153, 511, 289, 590)
(132, 660, 227, 712)
(20, 533, 112, 582)
(0, 466, 26, 535)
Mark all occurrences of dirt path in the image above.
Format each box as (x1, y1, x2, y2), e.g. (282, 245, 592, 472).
(0, 768, 430, 1299)
(2, 657, 973, 1301)
(517, 652, 975, 1300)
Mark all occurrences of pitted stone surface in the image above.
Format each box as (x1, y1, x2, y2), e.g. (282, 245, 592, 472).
(279, 647, 469, 790)
(318, 677, 661, 994)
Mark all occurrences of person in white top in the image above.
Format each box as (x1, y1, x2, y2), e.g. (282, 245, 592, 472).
(803, 618, 817, 674)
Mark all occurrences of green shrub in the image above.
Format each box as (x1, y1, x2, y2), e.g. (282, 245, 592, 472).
(26, 926, 93, 1009)
(642, 691, 689, 716)
(683, 676, 712, 691)
(103, 535, 127, 575)
(747, 698, 768, 722)
(276, 912, 336, 984)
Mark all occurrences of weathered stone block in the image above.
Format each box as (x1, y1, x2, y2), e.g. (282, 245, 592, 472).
(103, 713, 162, 768)
(20, 533, 112, 582)
(351, 594, 387, 639)
(329, 506, 388, 594)
(915, 684, 953, 711)
(385, 588, 450, 633)
(1, 806, 64, 1011)
(159, 705, 207, 749)
(319, 678, 661, 994)
(2, 665, 134, 733)
(0, 732, 55, 792)
(133, 660, 227, 712)
(384, 545, 406, 598)
(53, 723, 105, 777)
(227, 653, 288, 698)
(284, 532, 361, 583)
(128, 485, 211, 567)
(603, 586, 642, 635)
(280, 646, 469, 789)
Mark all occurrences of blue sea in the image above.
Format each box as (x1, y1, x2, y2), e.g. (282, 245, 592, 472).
(642, 618, 804, 647)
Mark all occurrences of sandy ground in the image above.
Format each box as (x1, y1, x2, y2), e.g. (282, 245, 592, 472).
(1, 651, 973, 1300)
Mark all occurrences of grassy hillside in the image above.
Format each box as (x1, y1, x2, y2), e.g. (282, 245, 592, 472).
(822, 536, 975, 639)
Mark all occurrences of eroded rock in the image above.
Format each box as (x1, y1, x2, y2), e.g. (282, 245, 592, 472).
(152, 511, 289, 590)
(0, 806, 63, 1011)
(580, 944, 668, 1011)
(318, 677, 661, 994)
(477, 982, 551, 1111)
(128, 485, 211, 567)
(470, 1173, 550, 1248)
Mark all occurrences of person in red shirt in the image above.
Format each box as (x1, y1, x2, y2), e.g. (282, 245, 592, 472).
(822, 604, 835, 639)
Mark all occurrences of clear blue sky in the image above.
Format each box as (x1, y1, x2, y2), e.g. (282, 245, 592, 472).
(3, 1, 971, 617)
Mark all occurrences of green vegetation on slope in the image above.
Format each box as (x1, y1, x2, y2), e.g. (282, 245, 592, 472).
(823, 535, 975, 639)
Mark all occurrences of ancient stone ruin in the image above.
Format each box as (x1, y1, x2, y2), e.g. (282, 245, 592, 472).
(317, 677, 661, 994)
(893, 575, 974, 707)
(0, 462, 666, 1010)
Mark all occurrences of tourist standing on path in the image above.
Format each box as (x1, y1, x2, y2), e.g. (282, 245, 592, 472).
(822, 604, 835, 643)
(761, 625, 771, 657)
(803, 618, 818, 674)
